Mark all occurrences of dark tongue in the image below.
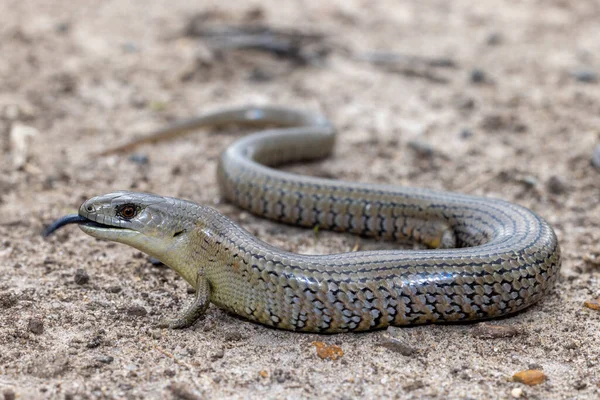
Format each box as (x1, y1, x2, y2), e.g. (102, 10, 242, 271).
(42, 214, 87, 237)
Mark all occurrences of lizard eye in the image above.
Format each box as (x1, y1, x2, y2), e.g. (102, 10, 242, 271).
(116, 204, 138, 220)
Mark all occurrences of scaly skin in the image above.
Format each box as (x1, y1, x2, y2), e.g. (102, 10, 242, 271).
(45, 106, 561, 332)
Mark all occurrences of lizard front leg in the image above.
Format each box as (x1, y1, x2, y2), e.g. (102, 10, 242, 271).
(157, 272, 211, 329)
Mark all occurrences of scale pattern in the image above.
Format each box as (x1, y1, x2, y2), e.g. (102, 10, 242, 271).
(199, 107, 560, 332)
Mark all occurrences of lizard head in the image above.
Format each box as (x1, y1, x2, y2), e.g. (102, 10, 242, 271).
(43, 191, 206, 286)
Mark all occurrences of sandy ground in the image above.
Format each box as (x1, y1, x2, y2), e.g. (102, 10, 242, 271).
(1, 0, 600, 399)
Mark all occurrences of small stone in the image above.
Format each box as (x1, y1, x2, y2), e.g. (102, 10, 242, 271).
(151, 330, 162, 340)
(223, 330, 244, 342)
(27, 317, 44, 335)
(126, 305, 147, 317)
(380, 338, 415, 356)
(272, 369, 291, 384)
(583, 299, 600, 311)
(510, 387, 523, 398)
(486, 32, 503, 46)
(470, 68, 486, 84)
(107, 285, 122, 293)
(456, 97, 475, 110)
(211, 349, 225, 361)
(571, 70, 597, 83)
(94, 355, 114, 364)
(74, 269, 90, 285)
(168, 383, 201, 400)
(519, 175, 538, 188)
(408, 140, 435, 158)
(86, 336, 102, 349)
(259, 370, 269, 378)
(592, 144, 600, 170)
(481, 114, 505, 131)
(381, 326, 418, 356)
(512, 369, 546, 386)
(55, 22, 71, 33)
(574, 381, 587, 390)
(311, 341, 344, 360)
(472, 323, 521, 339)
(480, 113, 527, 133)
(460, 129, 473, 139)
(248, 68, 274, 83)
(546, 176, 568, 195)
(128, 153, 149, 165)
(3, 389, 16, 400)
(0, 292, 18, 308)
(564, 340, 578, 350)
(402, 380, 425, 392)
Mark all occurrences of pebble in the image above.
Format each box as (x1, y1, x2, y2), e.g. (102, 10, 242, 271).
(248, 68, 274, 83)
(510, 387, 523, 398)
(592, 144, 600, 170)
(380, 327, 416, 356)
(168, 383, 201, 400)
(407, 140, 435, 158)
(27, 317, 44, 335)
(519, 175, 538, 188)
(574, 381, 587, 390)
(546, 176, 568, 195)
(456, 97, 475, 110)
(107, 285, 122, 293)
(480, 114, 527, 133)
(272, 369, 291, 383)
(402, 380, 425, 392)
(86, 335, 103, 349)
(563, 340, 578, 350)
(512, 369, 546, 386)
(128, 153, 149, 165)
(94, 355, 114, 364)
(571, 70, 597, 83)
(470, 68, 486, 84)
(126, 305, 147, 317)
(460, 129, 473, 139)
(471, 323, 521, 339)
(74, 269, 90, 285)
(312, 341, 344, 360)
(528, 363, 543, 370)
(223, 330, 244, 342)
(486, 32, 503, 46)
(211, 348, 225, 361)
(151, 329, 162, 340)
(0, 292, 18, 308)
(3, 389, 16, 400)
(164, 369, 176, 377)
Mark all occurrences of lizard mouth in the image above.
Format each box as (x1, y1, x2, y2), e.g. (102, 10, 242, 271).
(42, 214, 128, 237)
